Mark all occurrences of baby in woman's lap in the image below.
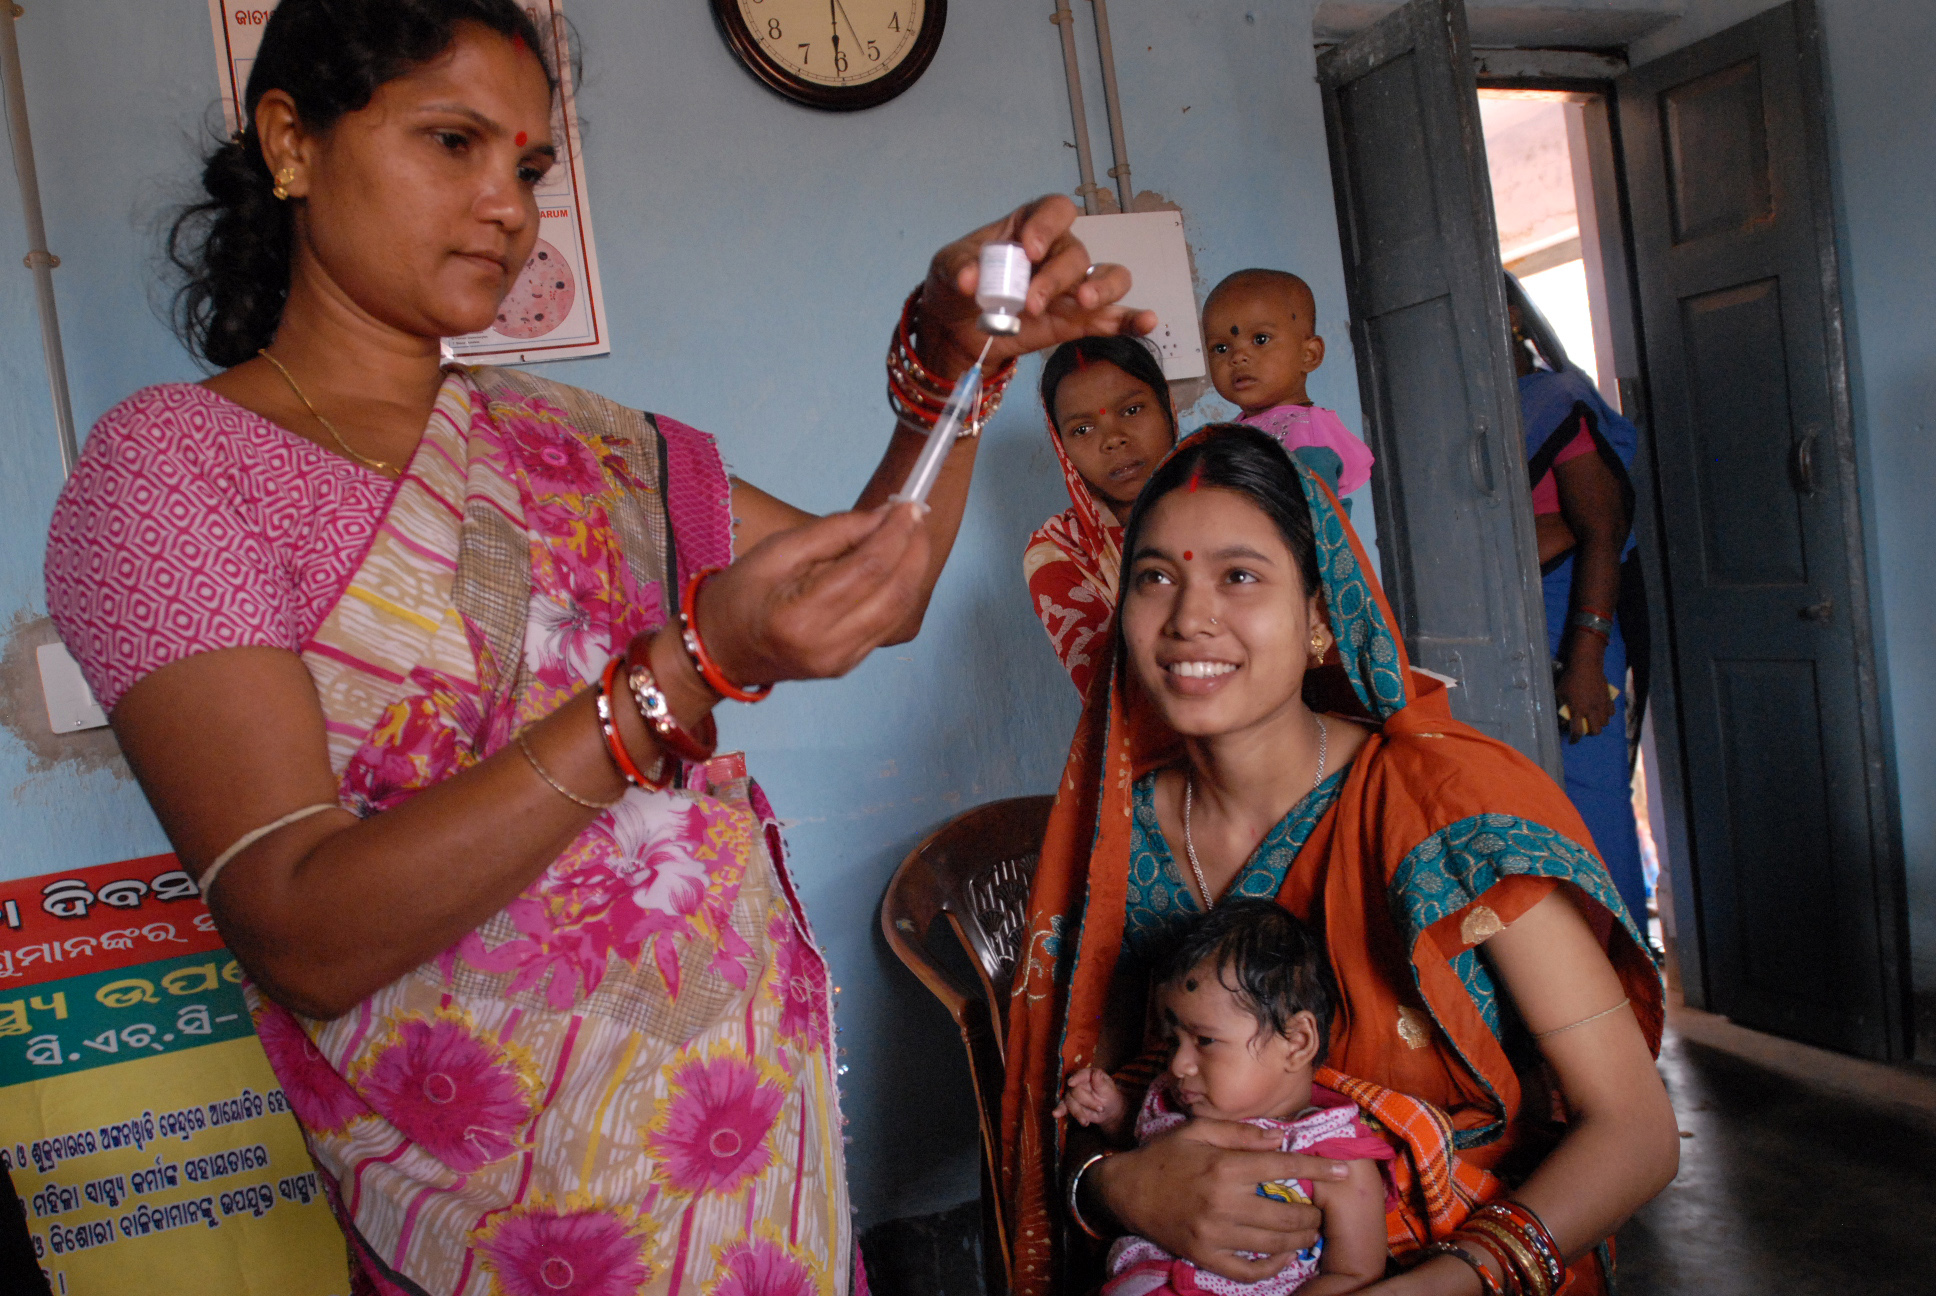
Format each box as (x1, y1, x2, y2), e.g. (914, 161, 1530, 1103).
(1060, 900, 1395, 1296)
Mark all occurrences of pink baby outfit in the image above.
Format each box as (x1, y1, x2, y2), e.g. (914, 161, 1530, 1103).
(1103, 1082, 1396, 1296)
(1238, 404, 1375, 498)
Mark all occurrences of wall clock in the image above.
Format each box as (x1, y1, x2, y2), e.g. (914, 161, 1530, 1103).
(712, 0, 945, 111)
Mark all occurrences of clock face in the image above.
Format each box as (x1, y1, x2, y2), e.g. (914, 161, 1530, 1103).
(715, 0, 944, 111)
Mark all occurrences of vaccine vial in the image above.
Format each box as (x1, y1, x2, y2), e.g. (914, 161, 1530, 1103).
(976, 241, 1031, 335)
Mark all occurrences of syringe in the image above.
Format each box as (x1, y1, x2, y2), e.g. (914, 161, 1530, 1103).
(892, 335, 992, 507)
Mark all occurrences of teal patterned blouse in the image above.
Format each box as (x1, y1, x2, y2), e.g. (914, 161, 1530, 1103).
(1123, 767, 1347, 966)
(1123, 776, 1641, 1151)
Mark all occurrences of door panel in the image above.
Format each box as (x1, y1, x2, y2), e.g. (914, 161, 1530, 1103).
(1713, 658, 1835, 1008)
(1619, 0, 1906, 1056)
(1320, 0, 1561, 775)
(1679, 278, 1808, 585)
(1662, 60, 1773, 242)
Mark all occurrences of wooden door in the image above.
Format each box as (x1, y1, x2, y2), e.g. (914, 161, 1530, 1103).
(1319, 0, 1562, 777)
(1619, 0, 1906, 1057)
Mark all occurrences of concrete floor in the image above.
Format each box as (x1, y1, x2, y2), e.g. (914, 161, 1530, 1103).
(1616, 1005, 1936, 1294)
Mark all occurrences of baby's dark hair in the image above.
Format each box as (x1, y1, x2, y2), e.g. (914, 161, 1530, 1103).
(1155, 899, 1338, 1064)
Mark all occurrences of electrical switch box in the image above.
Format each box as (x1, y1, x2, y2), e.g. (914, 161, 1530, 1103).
(1071, 211, 1206, 381)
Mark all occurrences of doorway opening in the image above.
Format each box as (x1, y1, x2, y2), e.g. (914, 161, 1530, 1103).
(1474, 87, 1682, 983)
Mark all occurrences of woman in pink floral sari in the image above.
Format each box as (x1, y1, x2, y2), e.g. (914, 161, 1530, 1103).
(42, 2, 1153, 1293)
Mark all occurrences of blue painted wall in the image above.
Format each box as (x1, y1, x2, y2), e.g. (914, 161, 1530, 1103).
(0, 0, 1367, 1225)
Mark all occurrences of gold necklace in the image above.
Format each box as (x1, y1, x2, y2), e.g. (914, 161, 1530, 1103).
(257, 348, 398, 477)
(1182, 717, 1327, 909)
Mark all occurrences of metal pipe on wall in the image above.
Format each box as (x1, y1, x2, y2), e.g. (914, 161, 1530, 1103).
(1, 3, 77, 478)
(1088, 0, 1134, 212)
(1050, 0, 1104, 214)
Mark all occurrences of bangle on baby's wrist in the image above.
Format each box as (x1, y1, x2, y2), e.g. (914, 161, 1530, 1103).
(1065, 1151, 1113, 1241)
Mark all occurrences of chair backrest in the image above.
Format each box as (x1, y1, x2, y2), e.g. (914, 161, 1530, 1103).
(880, 794, 1052, 1296)
(883, 795, 1051, 1047)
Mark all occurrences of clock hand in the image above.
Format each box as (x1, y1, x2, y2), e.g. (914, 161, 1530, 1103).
(833, 0, 863, 46)
(829, 0, 840, 58)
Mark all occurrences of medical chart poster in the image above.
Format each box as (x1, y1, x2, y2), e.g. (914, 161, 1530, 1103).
(1, 855, 348, 1295)
(206, 0, 612, 365)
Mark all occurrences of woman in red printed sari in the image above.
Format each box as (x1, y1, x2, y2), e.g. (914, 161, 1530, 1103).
(42, 2, 1151, 1291)
(1023, 337, 1179, 700)
(1001, 427, 1676, 1295)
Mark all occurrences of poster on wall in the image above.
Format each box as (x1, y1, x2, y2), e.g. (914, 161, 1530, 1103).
(1, 855, 349, 1295)
(206, 0, 611, 365)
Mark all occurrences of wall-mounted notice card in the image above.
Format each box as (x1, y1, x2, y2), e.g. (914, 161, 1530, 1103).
(206, 0, 611, 365)
(1, 854, 348, 1295)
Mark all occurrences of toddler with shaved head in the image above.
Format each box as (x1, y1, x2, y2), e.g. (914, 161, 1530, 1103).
(1202, 269, 1374, 505)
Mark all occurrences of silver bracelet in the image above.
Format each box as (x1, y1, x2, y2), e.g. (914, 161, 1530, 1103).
(1065, 1151, 1112, 1241)
(1567, 610, 1615, 637)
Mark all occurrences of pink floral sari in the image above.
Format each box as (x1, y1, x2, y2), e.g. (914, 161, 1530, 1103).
(253, 367, 853, 1296)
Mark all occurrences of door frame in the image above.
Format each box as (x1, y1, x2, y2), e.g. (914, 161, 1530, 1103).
(1473, 66, 1714, 1009)
(1478, 13, 1910, 1050)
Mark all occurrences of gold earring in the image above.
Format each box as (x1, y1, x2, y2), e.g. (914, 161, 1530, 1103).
(272, 166, 295, 200)
(1309, 627, 1327, 662)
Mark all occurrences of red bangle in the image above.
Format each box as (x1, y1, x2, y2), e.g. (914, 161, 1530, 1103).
(623, 638, 718, 765)
(887, 286, 1019, 434)
(679, 568, 772, 704)
(1473, 1202, 1564, 1292)
(1577, 605, 1616, 621)
(1415, 1242, 1506, 1296)
(598, 656, 669, 791)
(1455, 1230, 1524, 1296)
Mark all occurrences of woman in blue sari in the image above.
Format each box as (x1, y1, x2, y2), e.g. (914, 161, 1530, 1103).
(1504, 276, 1647, 928)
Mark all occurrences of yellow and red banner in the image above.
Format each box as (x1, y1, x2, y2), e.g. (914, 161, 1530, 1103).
(1, 855, 348, 1294)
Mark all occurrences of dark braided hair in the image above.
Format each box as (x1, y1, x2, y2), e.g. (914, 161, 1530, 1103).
(168, 0, 556, 368)
(1155, 898, 1339, 1064)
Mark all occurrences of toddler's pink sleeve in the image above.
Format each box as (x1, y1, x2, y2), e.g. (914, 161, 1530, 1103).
(1308, 408, 1377, 497)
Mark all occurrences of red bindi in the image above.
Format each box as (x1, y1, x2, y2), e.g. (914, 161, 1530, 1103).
(515, 130, 528, 147)
(1183, 550, 1193, 561)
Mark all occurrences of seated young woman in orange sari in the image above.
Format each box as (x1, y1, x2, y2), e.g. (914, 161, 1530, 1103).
(1001, 428, 1676, 1295)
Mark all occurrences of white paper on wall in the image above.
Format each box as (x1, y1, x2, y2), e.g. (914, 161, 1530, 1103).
(1071, 211, 1206, 381)
(206, 0, 610, 365)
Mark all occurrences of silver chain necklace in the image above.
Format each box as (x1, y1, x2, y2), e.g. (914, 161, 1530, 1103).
(1183, 717, 1327, 910)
